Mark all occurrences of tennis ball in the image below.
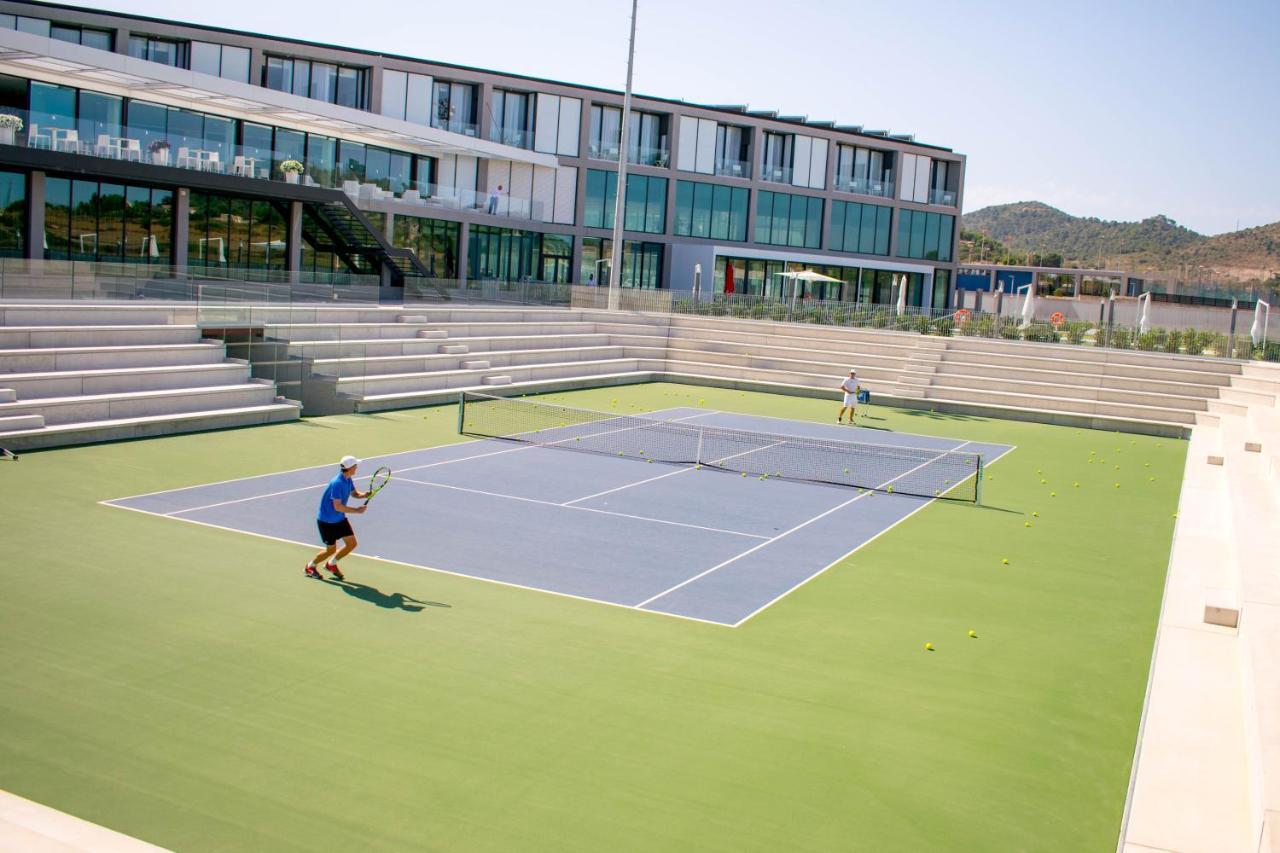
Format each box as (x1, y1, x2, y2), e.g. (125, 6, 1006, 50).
(924, 643, 934, 651)
(1001, 558, 1009, 565)
(1114, 482, 1121, 488)
(934, 490, 941, 497)
(1050, 491, 1056, 497)
(1073, 482, 1080, 487)
(1144, 462, 1150, 468)
(1032, 511, 1039, 517)
(887, 486, 894, 493)
(968, 630, 977, 638)
(1087, 459, 1094, 464)
(1149, 476, 1155, 481)
(698, 398, 705, 405)
(1036, 469, 1042, 475)
(694, 464, 702, 470)
(647, 459, 653, 464)
(1100, 458, 1106, 463)
(1024, 521, 1031, 528)
(1114, 465, 1120, 470)
(843, 468, 849, 474)
(741, 472, 747, 477)
(1040, 479, 1047, 484)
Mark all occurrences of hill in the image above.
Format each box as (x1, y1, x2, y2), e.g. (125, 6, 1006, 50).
(960, 202, 1279, 283)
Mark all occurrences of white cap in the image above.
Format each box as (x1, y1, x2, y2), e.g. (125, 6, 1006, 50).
(340, 455, 360, 469)
(849, 368, 857, 374)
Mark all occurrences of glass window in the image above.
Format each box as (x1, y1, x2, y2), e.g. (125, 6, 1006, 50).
(306, 134, 336, 187)
(923, 212, 940, 260)
(0, 169, 24, 256)
(910, 211, 926, 258)
(673, 181, 692, 236)
(77, 91, 123, 147)
(335, 66, 361, 109)
(50, 25, 79, 44)
(381, 69, 407, 120)
(275, 128, 305, 177)
(755, 192, 773, 243)
(584, 169, 615, 229)
(365, 147, 391, 190)
(221, 46, 250, 83)
(80, 28, 112, 51)
(938, 215, 954, 262)
(264, 56, 291, 93)
(339, 140, 366, 183)
(311, 63, 337, 103)
(644, 176, 666, 233)
(44, 176, 70, 259)
(16, 16, 50, 37)
(203, 114, 234, 163)
(405, 73, 431, 125)
(241, 122, 273, 170)
(190, 42, 221, 77)
(0, 16, 15, 30)
(831, 202, 846, 250)
(691, 182, 711, 237)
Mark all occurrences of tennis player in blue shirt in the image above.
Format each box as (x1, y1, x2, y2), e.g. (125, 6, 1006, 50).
(305, 454, 369, 580)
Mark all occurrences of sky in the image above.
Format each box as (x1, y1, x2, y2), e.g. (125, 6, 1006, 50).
(63, 0, 1280, 235)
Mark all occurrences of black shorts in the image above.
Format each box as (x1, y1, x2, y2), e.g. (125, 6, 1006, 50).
(317, 518, 354, 545)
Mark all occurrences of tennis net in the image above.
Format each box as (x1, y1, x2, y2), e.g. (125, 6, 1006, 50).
(458, 392, 983, 502)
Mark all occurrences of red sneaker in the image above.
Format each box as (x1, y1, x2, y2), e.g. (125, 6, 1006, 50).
(305, 564, 322, 579)
(324, 561, 344, 581)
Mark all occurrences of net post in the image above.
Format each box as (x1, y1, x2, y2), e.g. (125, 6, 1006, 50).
(695, 426, 704, 466)
(457, 391, 466, 435)
(975, 456, 984, 505)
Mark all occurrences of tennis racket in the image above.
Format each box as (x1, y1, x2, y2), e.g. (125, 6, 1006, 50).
(0, 447, 15, 462)
(363, 466, 391, 505)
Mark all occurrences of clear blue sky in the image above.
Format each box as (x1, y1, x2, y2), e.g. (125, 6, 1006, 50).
(65, 0, 1280, 235)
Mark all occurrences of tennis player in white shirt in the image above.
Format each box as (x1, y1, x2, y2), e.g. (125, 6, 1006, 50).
(838, 369, 860, 423)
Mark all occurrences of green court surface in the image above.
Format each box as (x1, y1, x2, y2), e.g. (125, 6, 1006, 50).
(0, 383, 1184, 851)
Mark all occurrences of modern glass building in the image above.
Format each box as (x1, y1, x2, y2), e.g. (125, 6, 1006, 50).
(0, 0, 965, 306)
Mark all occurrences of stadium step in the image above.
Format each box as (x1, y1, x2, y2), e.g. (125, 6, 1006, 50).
(0, 381, 284, 426)
(438, 344, 469, 354)
(0, 325, 204, 348)
(0, 413, 43, 430)
(481, 375, 512, 386)
(461, 360, 491, 370)
(0, 362, 252, 399)
(417, 330, 449, 339)
(0, 399, 301, 450)
(0, 342, 230, 373)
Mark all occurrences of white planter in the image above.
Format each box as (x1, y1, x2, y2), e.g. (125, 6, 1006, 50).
(284, 172, 299, 184)
(151, 150, 170, 166)
(0, 127, 14, 146)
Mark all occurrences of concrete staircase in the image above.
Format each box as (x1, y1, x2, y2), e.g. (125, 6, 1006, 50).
(1122, 361, 1280, 853)
(0, 305, 300, 450)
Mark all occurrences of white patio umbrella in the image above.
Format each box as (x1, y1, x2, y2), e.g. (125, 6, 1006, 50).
(894, 274, 907, 316)
(780, 269, 844, 315)
(1019, 284, 1037, 327)
(1137, 292, 1152, 334)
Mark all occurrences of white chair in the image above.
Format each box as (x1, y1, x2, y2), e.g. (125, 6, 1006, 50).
(203, 151, 221, 172)
(95, 133, 112, 157)
(341, 180, 360, 196)
(232, 155, 255, 177)
(51, 128, 78, 153)
(177, 146, 194, 169)
(121, 138, 141, 162)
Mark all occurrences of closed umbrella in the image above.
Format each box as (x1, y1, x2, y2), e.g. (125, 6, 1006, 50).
(1137, 292, 1151, 334)
(895, 274, 907, 316)
(724, 262, 735, 295)
(1020, 285, 1036, 327)
(1250, 299, 1270, 347)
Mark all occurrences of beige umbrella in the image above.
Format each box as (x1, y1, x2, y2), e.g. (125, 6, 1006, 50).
(780, 269, 844, 315)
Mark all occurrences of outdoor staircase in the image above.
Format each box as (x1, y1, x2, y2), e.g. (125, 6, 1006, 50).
(0, 305, 300, 450)
(893, 337, 948, 399)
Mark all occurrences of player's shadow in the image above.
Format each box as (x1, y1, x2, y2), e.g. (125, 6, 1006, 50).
(322, 579, 450, 612)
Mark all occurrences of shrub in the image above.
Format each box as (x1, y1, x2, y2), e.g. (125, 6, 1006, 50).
(1064, 321, 1090, 345)
(1198, 331, 1225, 355)
(1183, 329, 1205, 355)
(934, 317, 954, 337)
(1023, 323, 1060, 343)
(767, 303, 788, 321)
(1232, 335, 1255, 359)
(1136, 329, 1163, 351)
(1161, 329, 1182, 353)
(974, 315, 996, 338)
(998, 320, 1021, 340)
(1109, 327, 1132, 350)
(914, 316, 932, 335)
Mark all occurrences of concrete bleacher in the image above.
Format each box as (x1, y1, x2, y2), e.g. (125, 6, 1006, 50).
(249, 306, 1250, 437)
(1122, 361, 1280, 853)
(0, 305, 300, 450)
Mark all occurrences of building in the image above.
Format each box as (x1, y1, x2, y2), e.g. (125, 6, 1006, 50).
(0, 0, 965, 306)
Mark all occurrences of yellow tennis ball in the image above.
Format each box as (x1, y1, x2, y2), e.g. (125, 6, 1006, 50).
(698, 398, 705, 405)
(1024, 521, 1031, 528)
(1032, 511, 1039, 517)
(1073, 482, 1080, 487)
(741, 472, 747, 477)
(1114, 465, 1120, 470)
(968, 630, 977, 638)
(887, 486, 894, 493)
(694, 464, 701, 470)
(1036, 469, 1042, 475)
(1149, 476, 1155, 481)
(924, 643, 934, 651)
(1050, 491, 1056, 497)
(1040, 479, 1047, 484)
(647, 459, 653, 463)
(1114, 482, 1121, 488)
(1001, 558, 1009, 565)
(1144, 462, 1150, 468)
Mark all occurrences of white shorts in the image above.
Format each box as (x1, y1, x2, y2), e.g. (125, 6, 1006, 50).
(843, 392, 857, 406)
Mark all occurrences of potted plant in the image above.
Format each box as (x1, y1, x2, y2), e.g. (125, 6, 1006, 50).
(0, 114, 23, 146)
(279, 159, 304, 184)
(148, 139, 171, 165)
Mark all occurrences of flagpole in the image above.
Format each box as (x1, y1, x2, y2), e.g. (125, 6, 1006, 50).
(607, 0, 639, 312)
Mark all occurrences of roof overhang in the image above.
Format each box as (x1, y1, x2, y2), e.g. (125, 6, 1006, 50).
(0, 28, 559, 168)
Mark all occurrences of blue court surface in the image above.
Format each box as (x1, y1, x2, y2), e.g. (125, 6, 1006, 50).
(104, 408, 1014, 627)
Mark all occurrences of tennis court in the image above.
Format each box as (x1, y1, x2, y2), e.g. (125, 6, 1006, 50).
(104, 397, 1013, 626)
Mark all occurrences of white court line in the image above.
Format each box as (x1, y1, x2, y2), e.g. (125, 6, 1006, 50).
(102, 500, 734, 629)
(635, 441, 974, 609)
(394, 476, 769, 539)
(104, 409, 710, 517)
(559, 439, 788, 506)
(730, 440, 1018, 626)
(691, 408, 999, 453)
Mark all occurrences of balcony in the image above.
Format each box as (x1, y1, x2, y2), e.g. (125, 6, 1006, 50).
(629, 145, 669, 168)
(760, 164, 793, 184)
(929, 187, 957, 206)
(588, 141, 620, 162)
(488, 126, 533, 150)
(833, 175, 895, 199)
(0, 112, 547, 224)
(713, 157, 751, 179)
(431, 118, 479, 137)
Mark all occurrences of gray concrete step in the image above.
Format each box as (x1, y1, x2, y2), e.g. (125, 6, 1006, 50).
(0, 362, 252, 399)
(0, 325, 204, 348)
(0, 342, 229, 373)
(0, 381, 282, 425)
(0, 400, 301, 450)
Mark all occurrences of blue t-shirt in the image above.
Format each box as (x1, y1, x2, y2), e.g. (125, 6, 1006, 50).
(317, 473, 355, 523)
